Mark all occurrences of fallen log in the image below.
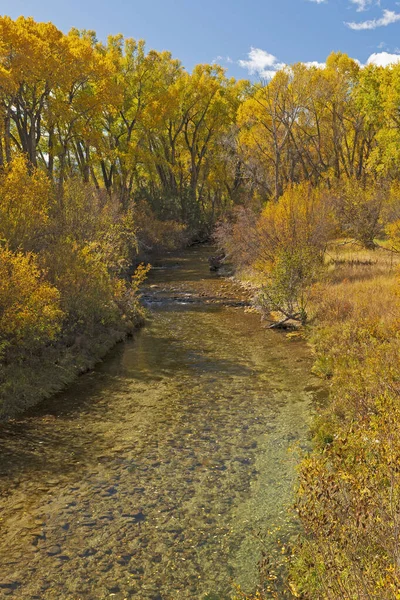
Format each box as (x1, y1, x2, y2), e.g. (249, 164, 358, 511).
(268, 312, 303, 329)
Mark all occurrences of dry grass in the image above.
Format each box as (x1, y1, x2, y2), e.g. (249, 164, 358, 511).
(324, 239, 400, 284)
(291, 242, 400, 600)
(237, 241, 400, 330)
(310, 274, 399, 327)
(309, 240, 400, 331)
(232, 240, 400, 599)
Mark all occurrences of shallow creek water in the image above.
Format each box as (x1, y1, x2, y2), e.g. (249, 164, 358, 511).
(0, 246, 324, 600)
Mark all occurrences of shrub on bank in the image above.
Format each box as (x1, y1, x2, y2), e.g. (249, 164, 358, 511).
(0, 158, 148, 418)
(217, 184, 333, 325)
(0, 247, 63, 361)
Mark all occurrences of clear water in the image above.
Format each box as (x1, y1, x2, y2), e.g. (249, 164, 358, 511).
(0, 246, 324, 599)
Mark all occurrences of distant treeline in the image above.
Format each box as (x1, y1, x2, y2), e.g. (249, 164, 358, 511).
(4, 19, 400, 228)
(2, 18, 400, 232)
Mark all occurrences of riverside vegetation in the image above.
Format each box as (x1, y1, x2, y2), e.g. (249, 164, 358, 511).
(0, 15, 400, 599)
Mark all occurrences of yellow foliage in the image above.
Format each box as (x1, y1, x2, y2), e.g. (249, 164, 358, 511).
(44, 239, 118, 327)
(330, 178, 387, 248)
(258, 184, 333, 261)
(0, 154, 53, 251)
(385, 183, 400, 249)
(0, 16, 64, 90)
(0, 247, 63, 354)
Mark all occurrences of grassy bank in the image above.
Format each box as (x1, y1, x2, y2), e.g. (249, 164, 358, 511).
(230, 241, 400, 599)
(0, 324, 134, 420)
(291, 243, 400, 599)
(0, 158, 151, 420)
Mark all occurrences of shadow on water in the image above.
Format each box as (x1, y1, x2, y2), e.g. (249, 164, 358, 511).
(0, 245, 320, 600)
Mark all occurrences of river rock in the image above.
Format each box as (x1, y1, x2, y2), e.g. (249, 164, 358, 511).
(101, 486, 118, 497)
(116, 553, 131, 565)
(78, 548, 97, 558)
(128, 565, 144, 575)
(98, 513, 114, 521)
(122, 510, 145, 523)
(0, 581, 19, 589)
(47, 545, 62, 556)
(99, 561, 113, 573)
(79, 519, 97, 527)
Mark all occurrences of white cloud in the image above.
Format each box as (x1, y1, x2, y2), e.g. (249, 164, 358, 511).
(238, 49, 325, 79)
(366, 51, 400, 66)
(238, 48, 285, 78)
(346, 9, 400, 30)
(237, 48, 400, 79)
(307, 0, 327, 3)
(303, 60, 326, 68)
(214, 55, 233, 64)
(350, 0, 374, 12)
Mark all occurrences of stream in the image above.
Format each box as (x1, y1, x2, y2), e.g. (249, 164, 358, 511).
(0, 246, 324, 599)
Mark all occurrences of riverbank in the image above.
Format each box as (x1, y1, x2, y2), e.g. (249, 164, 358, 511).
(0, 163, 150, 421)
(290, 243, 400, 598)
(0, 320, 143, 420)
(0, 242, 202, 421)
(231, 240, 400, 599)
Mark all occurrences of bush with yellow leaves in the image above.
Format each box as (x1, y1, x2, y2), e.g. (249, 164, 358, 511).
(0, 157, 148, 416)
(0, 247, 63, 360)
(0, 155, 54, 252)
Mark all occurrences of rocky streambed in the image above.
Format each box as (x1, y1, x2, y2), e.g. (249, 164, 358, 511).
(0, 246, 324, 599)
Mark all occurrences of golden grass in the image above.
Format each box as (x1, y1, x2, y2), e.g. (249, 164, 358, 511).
(236, 240, 400, 333)
(310, 240, 400, 330)
(310, 275, 399, 326)
(233, 240, 400, 600)
(290, 243, 400, 600)
(325, 239, 400, 284)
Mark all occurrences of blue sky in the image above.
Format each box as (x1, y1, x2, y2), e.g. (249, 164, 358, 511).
(3, 0, 400, 78)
